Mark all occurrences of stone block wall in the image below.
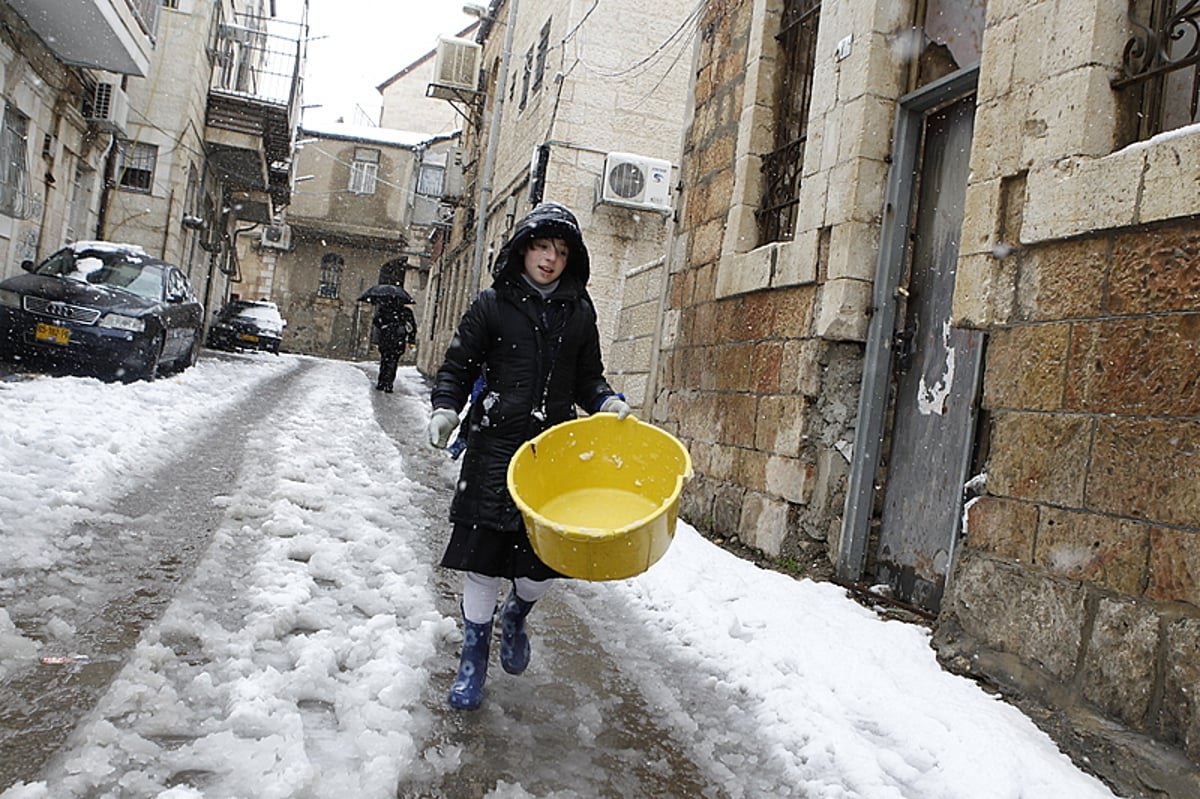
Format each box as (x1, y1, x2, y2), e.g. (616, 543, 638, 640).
(662, 0, 884, 562)
(930, 0, 1200, 786)
(938, 219, 1200, 787)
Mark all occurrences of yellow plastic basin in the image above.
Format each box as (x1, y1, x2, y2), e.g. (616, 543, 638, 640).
(507, 413, 693, 581)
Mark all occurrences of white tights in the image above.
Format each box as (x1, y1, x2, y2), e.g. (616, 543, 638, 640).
(461, 572, 552, 624)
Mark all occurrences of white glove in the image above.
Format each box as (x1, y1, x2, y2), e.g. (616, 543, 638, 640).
(428, 408, 461, 448)
(599, 395, 633, 420)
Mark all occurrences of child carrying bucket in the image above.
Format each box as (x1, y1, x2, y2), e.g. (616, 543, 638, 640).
(426, 202, 631, 710)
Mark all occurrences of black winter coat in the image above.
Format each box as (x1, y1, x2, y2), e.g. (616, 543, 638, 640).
(431, 203, 615, 532)
(372, 303, 416, 351)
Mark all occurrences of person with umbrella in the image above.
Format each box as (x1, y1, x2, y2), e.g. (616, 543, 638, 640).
(360, 284, 416, 392)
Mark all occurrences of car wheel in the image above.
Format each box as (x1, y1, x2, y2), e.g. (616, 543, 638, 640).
(170, 334, 201, 374)
(126, 331, 166, 382)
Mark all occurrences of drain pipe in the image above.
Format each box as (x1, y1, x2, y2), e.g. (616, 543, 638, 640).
(94, 133, 118, 239)
(469, 0, 519, 294)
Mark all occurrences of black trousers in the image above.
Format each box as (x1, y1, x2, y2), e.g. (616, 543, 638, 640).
(377, 344, 405, 389)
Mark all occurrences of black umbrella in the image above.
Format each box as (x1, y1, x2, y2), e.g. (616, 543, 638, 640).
(358, 284, 414, 304)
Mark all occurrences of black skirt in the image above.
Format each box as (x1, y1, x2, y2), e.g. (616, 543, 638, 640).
(439, 521, 564, 581)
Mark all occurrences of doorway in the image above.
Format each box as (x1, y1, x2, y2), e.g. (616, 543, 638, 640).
(838, 69, 985, 613)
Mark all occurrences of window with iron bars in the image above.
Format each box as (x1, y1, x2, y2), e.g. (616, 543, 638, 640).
(318, 253, 344, 299)
(0, 103, 29, 218)
(757, 0, 821, 247)
(1112, 0, 1200, 145)
(117, 140, 157, 194)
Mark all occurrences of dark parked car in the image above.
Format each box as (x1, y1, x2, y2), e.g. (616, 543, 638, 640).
(0, 241, 204, 381)
(205, 299, 286, 354)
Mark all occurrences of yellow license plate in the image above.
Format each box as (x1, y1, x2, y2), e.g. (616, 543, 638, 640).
(35, 322, 71, 345)
(238, 333, 260, 342)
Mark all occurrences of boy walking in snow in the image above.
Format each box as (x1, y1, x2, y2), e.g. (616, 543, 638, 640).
(426, 203, 630, 710)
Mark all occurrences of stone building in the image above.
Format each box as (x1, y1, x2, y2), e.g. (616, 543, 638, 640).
(240, 123, 458, 360)
(417, 0, 697, 408)
(0, 0, 304, 324)
(657, 0, 1200, 793)
(0, 0, 155, 277)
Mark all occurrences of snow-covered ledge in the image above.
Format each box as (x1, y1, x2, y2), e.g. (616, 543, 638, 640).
(1023, 122, 1200, 243)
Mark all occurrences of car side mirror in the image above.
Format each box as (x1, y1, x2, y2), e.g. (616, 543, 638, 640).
(20, 259, 34, 273)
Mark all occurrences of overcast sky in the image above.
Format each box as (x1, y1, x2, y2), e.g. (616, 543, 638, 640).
(289, 0, 476, 127)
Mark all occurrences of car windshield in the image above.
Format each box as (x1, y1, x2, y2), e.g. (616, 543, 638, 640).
(36, 250, 165, 301)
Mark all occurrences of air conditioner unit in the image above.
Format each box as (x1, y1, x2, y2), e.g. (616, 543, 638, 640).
(260, 223, 292, 251)
(598, 152, 672, 212)
(84, 82, 129, 134)
(428, 37, 482, 99)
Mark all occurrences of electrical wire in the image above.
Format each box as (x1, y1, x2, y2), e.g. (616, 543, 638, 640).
(571, 0, 706, 81)
(291, 143, 439, 202)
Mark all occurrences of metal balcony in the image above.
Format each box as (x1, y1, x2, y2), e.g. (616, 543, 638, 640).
(205, 13, 304, 222)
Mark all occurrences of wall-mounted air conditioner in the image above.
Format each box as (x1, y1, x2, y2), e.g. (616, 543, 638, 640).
(260, 223, 292, 251)
(427, 37, 482, 100)
(84, 82, 129, 134)
(598, 152, 672, 212)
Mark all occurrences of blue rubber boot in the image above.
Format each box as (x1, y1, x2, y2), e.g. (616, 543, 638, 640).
(447, 616, 492, 710)
(499, 590, 536, 675)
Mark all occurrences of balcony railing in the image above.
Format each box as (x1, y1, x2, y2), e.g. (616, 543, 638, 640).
(209, 13, 303, 109)
(206, 12, 304, 206)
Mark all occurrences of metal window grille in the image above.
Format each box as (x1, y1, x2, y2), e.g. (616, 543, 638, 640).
(0, 103, 29, 217)
(117, 140, 157, 193)
(318, 254, 344, 299)
(1113, 0, 1200, 142)
(349, 147, 379, 194)
(757, 0, 821, 247)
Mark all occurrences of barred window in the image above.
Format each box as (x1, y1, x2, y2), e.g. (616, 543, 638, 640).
(757, 0, 821, 246)
(318, 253, 344, 299)
(1114, 0, 1200, 144)
(117, 140, 158, 193)
(0, 103, 29, 217)
(349, 147, 379, 194)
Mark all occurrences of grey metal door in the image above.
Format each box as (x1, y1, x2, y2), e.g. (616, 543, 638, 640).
(874, 95, 985, 611)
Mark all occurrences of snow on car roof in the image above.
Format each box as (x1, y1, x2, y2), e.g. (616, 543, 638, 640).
(68, 240, 151, 263)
